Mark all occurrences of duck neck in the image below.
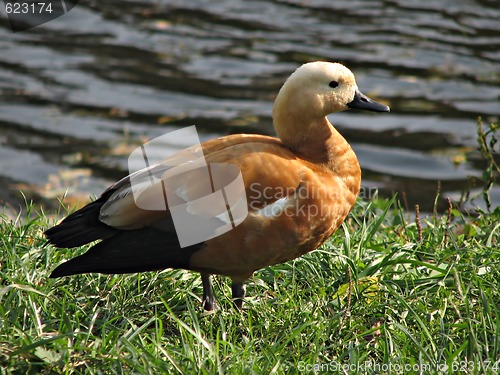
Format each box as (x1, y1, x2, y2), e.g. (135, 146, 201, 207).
(274, 114, 361, 194)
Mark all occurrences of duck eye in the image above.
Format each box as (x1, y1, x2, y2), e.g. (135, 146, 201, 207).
(329, 81, 339, 88)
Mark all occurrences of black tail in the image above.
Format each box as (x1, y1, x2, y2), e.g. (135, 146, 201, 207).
(45, 197, 117, 248)
(49, 224, 203, 277)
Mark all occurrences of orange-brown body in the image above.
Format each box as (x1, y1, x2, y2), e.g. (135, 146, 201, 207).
(190, 127, 360, 282)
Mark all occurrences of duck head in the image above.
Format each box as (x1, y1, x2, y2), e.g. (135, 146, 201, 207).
(272, 62, 389, 148)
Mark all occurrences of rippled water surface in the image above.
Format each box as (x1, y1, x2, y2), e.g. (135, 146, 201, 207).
(1, 0, 499, 213)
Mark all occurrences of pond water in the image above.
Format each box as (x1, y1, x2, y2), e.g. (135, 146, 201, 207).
(1, 0, 499, 214)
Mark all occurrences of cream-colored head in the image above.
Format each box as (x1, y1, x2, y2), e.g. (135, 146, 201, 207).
(274, 62, 357, 117)
(272, 62, 389, 148)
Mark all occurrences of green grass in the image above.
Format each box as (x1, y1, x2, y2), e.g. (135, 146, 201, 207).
(1, 196, 499, 374)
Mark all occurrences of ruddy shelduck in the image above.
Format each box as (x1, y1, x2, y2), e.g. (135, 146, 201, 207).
(46, 61, 390, 310)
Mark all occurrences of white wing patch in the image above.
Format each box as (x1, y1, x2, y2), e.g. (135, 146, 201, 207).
(256, 197, 290, 218)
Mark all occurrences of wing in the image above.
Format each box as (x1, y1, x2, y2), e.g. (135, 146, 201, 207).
(95, 134, 304, 229)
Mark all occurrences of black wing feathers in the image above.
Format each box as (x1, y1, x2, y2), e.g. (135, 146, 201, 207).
(45, 182, 203, 278)
(49, 221, 202, 277)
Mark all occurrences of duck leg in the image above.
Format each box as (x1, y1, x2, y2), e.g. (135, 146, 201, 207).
(231, 281, 246, 310)
(201, 273, 217, 311)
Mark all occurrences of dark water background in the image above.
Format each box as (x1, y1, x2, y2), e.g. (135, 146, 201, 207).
(1, 0, 499, 215)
